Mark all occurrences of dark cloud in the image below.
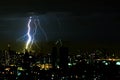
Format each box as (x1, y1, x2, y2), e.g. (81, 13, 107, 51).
(0, 1, 120, 49)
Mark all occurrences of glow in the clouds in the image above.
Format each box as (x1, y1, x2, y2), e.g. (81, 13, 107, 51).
(26, 17, 32, 49)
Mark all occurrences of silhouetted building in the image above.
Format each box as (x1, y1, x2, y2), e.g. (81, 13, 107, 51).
(51, 47, 58, 69)
(59, 46, 68, 69)
(23, 50, 30, 70)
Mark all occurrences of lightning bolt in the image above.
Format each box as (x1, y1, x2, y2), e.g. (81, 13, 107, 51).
(17, 15, 48, 51)
(29, 19, 37, 49)
(26, 17, 32, 50)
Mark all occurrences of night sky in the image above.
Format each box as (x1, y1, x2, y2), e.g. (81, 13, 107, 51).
(0, 1, 120, 50)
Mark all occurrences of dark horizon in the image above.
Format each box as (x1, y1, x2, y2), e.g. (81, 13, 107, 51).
(0, 1, 120, 50)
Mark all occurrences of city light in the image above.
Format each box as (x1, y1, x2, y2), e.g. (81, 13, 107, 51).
(116, 61, 120, 65)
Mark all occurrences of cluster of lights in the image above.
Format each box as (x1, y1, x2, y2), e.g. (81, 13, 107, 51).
(36, 64, 52, 70)
(0, 67, 14, 75)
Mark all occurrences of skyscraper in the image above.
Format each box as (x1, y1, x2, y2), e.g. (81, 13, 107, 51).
(51, 47, 58, 69)
(59, 46, 69, 69)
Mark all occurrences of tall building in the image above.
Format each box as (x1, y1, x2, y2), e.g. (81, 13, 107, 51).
(51, 40, 69, 69)
(51, 47, 58, 69)
(59, 46, 69, 69)
(23, 49, 31, 71)
(4, 44, 11, 66)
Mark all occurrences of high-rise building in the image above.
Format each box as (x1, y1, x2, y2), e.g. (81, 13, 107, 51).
(51, 47, 58, 69)
(59, 46, 68, 69)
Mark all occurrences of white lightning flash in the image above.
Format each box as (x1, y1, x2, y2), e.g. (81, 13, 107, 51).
(26, 17, 32, 49)
(17, 15, 48, 50)
(29, 19, 37, 49)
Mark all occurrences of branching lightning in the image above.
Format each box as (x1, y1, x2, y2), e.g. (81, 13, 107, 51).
(17, 15, 48, 51)
(29, 19, 37, 49)
(26, 17, 32, 49)
(37, 19, 48, 41)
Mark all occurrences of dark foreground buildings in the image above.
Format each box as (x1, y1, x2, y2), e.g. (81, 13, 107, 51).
(1, 46, 120, 80)
(51, 46, 68, 70)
